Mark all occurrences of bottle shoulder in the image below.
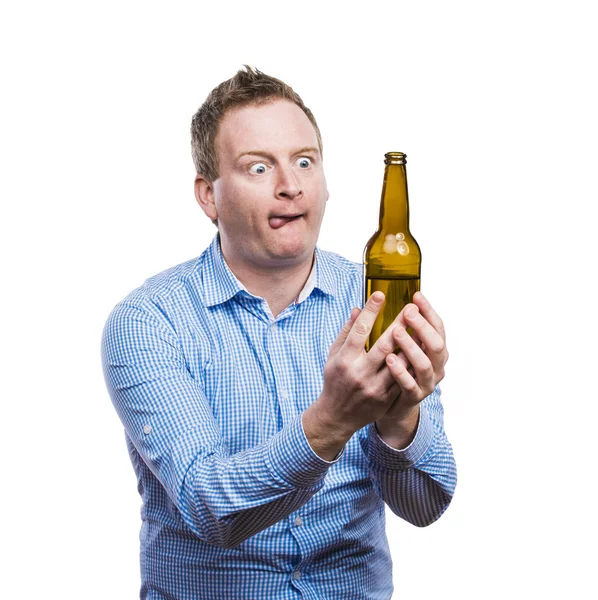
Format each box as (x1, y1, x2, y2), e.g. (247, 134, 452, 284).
(364, 229, 421, 277)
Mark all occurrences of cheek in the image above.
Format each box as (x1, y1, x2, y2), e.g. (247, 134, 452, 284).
(308, 174, 328, 203)
(215, 182, 244, 217)
(217, 192, 262, 228)
(313, 186, 329, 215)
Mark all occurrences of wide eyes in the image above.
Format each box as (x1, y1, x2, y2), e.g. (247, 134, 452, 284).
(248, 157, 312, 174)
(297, 157, 312, 169)
(249, 163, 267, 175)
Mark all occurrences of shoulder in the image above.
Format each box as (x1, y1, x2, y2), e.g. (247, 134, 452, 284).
(104, 248, 211, 333)
(139, 255, 204, 304)
(317, 248, 361, 276)
(315, 247, 363, 306)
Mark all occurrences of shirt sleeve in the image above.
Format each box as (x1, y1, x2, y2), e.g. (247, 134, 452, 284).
(359, 386, 457, 526)
(101, 298, 339, 549)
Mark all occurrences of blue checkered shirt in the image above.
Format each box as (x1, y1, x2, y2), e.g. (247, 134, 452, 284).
(101, 235, 457, 599)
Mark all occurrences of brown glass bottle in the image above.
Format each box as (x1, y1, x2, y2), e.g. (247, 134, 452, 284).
(364, 152, 421, 351)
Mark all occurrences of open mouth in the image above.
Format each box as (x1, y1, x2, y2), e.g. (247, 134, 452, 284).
(269, 214, 303, 229)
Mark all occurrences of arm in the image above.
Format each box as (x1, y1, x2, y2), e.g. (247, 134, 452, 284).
(369, 291, 456, 524)
(302, 291, 456, 525)
(361, 386, 457, 526)
(101, 300, 338, 549)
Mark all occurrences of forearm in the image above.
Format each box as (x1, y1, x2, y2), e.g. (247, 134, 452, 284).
(176, 414, 336, 547)
(361, 388, 457, 526)
(375, 405, 420, 450)
(302, 395, 421, 464)
(302, 402, 353, 461)
(103, 302, 340, 548)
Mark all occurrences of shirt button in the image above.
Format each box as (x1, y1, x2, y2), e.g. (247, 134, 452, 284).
(293, 571, 301, 580)
(271, 322, 277, 331)
(294, 516, 303, 527)
(280, 388, 289, 400)
(143, 425, 152, 435)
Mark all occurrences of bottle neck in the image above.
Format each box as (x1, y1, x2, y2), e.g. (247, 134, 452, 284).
(378, 163, 410, 233)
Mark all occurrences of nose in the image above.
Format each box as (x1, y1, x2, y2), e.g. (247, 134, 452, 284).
(275, 164, 302, 201)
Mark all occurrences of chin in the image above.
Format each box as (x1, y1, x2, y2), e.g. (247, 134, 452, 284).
(266, 240, 313, 264)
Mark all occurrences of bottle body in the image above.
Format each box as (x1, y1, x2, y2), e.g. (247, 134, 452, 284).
(363, 152, 421, 351)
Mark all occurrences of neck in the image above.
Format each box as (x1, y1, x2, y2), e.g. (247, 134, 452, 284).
(219, 239, 315, 318)
(379, 163, 409, 232)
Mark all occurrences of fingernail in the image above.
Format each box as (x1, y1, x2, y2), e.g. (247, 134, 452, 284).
(372, 292, 384, 303)
(394, 327, 406, 339)
(387, 353, 396, 365)
(408, 309, 418, 320)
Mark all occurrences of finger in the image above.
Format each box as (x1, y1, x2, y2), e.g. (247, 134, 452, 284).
(396, 350, 417, 381)
(395, 302, 418, 329)
(377, 348, 413, 398)
(385, 351, 420, 397)
(367, 302, 419, 367)
(366, 313, 404, 367)
(376, 351, 403, 391)
(341, 291, 385, 356)
(404, 305, 447, 370)
(395, 350, 416, 377)
(413, 291, 446, 342)
(392, 326, 435, 397)
(394, 303, 423, 347)
(328, 307, 361, 358)
(409, 327, 423, 349)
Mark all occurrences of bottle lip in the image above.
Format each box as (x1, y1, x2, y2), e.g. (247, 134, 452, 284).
(384, 152, 407, 165)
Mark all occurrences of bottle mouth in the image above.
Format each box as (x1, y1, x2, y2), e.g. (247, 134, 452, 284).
(384, 152, 407, 165)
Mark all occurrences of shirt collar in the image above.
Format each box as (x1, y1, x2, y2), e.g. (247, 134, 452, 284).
(202, 235, 246, 307)
(298, 246, 336, 303)
(202, 234, 336, 308)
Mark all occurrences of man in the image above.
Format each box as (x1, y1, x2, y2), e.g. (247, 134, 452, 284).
(102, 66, 456, 599)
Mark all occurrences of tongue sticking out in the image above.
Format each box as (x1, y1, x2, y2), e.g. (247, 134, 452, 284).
(269, 216, 300, 229)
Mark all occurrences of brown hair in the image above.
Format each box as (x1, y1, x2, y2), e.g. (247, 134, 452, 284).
(191, 65, 323, 181)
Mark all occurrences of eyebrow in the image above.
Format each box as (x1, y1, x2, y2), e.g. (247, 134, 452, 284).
(236, 146, 321, 162)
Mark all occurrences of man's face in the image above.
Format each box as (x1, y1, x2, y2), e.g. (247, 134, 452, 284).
(202, 99, 329, 271)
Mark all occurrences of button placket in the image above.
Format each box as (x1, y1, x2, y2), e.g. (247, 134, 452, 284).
(267, 320, 294, 426)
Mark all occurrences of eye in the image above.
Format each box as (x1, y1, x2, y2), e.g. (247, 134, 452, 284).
(296, 157, 312, 169)
(249, 162, 268, 174)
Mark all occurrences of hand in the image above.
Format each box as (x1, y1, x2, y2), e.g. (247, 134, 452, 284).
(303, 291, 402, 459)
(376, 291, 449, 446)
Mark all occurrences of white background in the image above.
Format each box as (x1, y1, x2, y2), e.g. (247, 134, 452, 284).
(2, 1, 597, 598)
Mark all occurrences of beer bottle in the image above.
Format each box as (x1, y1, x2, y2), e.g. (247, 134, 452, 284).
(364, 152, 421, 351)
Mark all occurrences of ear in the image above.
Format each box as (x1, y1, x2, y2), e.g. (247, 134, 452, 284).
(194, 174, 218, 221)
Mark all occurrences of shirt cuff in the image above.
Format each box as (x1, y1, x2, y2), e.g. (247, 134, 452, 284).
(266, 414, 340, 489)
(366, 402, 434, 470)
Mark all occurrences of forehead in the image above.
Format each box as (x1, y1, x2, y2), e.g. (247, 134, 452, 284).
(215, 99, 319, 159)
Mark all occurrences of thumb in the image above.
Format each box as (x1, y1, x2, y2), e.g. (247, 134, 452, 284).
(328, 307, 361, 358)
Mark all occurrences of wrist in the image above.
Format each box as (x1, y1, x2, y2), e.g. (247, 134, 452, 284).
(375, 405, 420, 450)
(302, 400, 354, 462)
